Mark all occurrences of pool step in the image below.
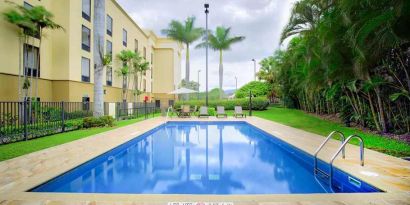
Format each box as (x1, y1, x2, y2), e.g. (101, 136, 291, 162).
(315, 168, 329, 179)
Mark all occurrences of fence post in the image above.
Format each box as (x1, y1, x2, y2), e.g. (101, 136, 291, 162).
(249, 90, 252, 116)
(144, 100, 148, 119)
(23, 100, 28, 140)
(61, 101, 65, 132)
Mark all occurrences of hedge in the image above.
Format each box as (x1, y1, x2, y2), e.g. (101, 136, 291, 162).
(235, 81, 271, 98)
(174, 97, 270, 110)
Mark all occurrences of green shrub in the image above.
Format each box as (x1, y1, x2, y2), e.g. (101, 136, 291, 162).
(99, 115, 115, 127)
(235, 81, 270, 98)
(83, 116, 115, 128)
(208, 107, 216, 116)
(64, 119, 83, 129)
(174, 97, 269, 111)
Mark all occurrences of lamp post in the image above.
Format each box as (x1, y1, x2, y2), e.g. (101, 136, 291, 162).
(205, 3, 209, 106)
(235, 76, 238, 91)
(197, 70, 201, 99)
(252, 59, 256, 81)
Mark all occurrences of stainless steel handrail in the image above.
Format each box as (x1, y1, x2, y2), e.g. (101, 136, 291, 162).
(313, 131, 345, 174)
(329, 134, 364, 187)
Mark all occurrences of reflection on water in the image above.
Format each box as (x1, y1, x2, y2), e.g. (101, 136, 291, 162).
(35, 122, 328, 194)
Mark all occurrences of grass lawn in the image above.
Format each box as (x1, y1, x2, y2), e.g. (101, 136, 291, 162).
(0, 115, 159, 162)
(252, 106, 410, 157)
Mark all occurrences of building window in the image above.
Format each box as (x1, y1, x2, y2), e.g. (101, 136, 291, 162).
(155, 100, 160, 108)
(82, 0, 91, 21)
(82, 96, 90, 110)
(143, 79, 146, 91)
(106, 67, 112, 86)
(169, 100, 174, 107)
(82, 25, 91, 52)
(23, 2, 33, 9)
(81, 57, 90, 82)
(143, 47, 146, 59)
(151, 53, 153, 79)
(106, 40, 112, 55)
(134, 39, 138, 53)
(23, 2, 41, 38)
(122, 29, 127, 47)
(23, 44, 40, 77)
(106, 15, 113, 36)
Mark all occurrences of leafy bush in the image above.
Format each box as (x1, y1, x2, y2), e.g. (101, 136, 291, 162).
(64, 119, 83, 129)
(174, 97, 269, 111)
(83, 116, 115, 128)
(235, 81, 270, 98)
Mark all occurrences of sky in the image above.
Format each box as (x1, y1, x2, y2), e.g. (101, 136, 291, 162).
(117, 0, 296, 91)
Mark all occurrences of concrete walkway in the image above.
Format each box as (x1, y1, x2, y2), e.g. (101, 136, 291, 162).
(0, 116, 409, 205)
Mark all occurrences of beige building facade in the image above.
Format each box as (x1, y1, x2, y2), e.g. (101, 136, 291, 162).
(0, 0, 182, 108)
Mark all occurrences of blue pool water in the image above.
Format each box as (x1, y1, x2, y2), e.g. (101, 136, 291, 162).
(31, 121, 380, 194)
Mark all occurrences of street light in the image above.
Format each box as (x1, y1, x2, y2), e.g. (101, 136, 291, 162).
(252, 59, 256, 81)
(235, 76, 238, 91)
(205, 3, 209, 106)
(197, 70, 201, 99)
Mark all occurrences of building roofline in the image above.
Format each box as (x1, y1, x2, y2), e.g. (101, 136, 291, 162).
(110, 0, 149, 38)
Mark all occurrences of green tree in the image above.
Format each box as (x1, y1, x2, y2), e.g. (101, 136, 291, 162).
(235, 81, 270, 99)
(196, 26, 245, 99)
(116, 50, 136, 104)
(3, 3, 62, 100)
(162, 16, 204, 82)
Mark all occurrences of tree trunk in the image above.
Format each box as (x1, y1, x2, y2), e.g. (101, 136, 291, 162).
(93, 0, 106, 117)
(18, 35, 22, 101)
(368, 92, 382, 132)
(219, 49, 223, 99)
(375, 87, 387, 133)
(185, 43, 190, 82)
(34, 30, 42, 100)
(134, 73, 138, 102)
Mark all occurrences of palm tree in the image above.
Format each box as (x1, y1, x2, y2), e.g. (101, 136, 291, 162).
(131, 52, 144, 102)
(196, 26, 245, 99)
(116, 50, 136, 105)
(3, 3, 62, 101)
(131, 53, 149, 102)
(93, 0, 106, 116)
(162, 16, 203, 82)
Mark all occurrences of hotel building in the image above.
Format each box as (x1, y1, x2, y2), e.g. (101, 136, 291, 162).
(0, 0, 182, 108)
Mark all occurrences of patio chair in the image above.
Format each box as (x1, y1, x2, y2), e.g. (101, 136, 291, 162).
(180, 105, 191, 117)
(216, 106, 227, 118)
(234, 106, 246, 118)
(198, 106, 209, 118)
(191, 105, 198, 116)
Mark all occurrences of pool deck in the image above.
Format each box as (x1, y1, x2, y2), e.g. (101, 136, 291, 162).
(0, 116, 409, 205)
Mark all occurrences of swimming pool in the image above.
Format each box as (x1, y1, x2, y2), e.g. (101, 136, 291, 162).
(31, 121, 381, 194)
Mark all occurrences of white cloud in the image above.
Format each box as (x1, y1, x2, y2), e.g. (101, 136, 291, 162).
(117, 0, 295, 91)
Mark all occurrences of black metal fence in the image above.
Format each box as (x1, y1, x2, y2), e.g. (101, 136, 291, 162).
(0, 101, 159, 145)
(116, 102, 157, 119)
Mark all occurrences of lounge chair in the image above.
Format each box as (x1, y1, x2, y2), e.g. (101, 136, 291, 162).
(180, 105, 191, 117)
(198, 106, 209, 118)
(216, 106, 227, 118)
(191, 105, 198, 116)
(234, 106, 246, 118)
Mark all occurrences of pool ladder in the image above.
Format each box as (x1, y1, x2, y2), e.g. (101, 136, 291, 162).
(165, 106, 173, 121)
(314, 131, 364, 187)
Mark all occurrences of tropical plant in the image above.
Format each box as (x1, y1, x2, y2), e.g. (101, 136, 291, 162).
(162, 16, 204, 82)
(235, 81, 270, 99)
(260, 0, 410, 134)
(3, 2, 62, 101)
(196, 26, 245, 99)
(116, 50, 136, 104)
